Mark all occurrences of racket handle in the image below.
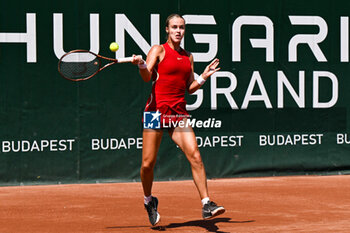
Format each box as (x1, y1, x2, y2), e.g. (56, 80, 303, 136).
(117, 55, 143, 63)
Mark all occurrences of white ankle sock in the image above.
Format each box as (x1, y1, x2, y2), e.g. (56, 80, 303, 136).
(144, 195, 152, 204)
(201, 197, 210, 206)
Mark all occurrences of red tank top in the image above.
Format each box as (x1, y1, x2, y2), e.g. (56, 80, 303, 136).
(144, 43, 192, 123)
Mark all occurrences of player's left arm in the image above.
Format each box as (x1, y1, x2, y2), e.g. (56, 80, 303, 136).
(187, 55, 220, 94)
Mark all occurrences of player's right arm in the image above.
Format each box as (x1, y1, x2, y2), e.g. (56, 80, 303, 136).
(133, 45, 164, 82)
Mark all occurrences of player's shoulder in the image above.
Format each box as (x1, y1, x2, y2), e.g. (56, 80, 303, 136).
(147, 44, 165, 62)
(150, 44, 164, 54)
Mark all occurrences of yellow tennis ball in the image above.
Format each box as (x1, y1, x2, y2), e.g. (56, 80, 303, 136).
(109, 42, 119, 52)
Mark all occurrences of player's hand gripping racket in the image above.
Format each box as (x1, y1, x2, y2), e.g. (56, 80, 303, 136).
(58, 49, 142, 81)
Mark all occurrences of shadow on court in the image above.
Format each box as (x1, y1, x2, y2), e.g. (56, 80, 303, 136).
(106, 218, 254, 232)
(151, 218, 255, 233)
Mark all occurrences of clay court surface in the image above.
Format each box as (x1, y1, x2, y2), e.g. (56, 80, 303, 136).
(1, 175, 349, 233)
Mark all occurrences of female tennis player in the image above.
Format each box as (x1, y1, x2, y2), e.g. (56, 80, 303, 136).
(132, 14, 225, 226)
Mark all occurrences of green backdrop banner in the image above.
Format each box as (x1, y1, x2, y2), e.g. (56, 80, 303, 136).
(1, 0, 350, 185)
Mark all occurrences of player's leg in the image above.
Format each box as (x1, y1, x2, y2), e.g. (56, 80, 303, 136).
(140, 128, 163, 226)
(141, 128, 163, 196)
(168, 123, 208, 198)
(168, 121, 225, 219)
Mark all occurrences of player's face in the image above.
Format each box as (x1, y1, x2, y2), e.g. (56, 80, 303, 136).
(166, 17, 185, 43)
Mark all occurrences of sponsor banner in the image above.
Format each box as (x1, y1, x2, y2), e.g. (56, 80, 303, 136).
(3, 133, 350, 153)
(1, 139, 75, 153)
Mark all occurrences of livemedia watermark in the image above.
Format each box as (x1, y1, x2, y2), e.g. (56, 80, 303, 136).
(143, 110, 222, 130)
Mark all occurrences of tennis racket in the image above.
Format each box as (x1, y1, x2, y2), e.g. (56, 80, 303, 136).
(58, 49, 142, 81)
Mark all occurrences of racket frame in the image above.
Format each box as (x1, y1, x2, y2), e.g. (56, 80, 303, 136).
(58, 49, 135, 81)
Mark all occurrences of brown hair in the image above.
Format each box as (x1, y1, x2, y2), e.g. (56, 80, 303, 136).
(165, 14, 185, 27)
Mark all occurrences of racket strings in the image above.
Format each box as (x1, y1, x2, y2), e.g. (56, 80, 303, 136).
(59, 53, 100, 80)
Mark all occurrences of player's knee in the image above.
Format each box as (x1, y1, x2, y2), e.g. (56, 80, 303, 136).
(141, 160, 156, 173)
(188, 149, 203, 168)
